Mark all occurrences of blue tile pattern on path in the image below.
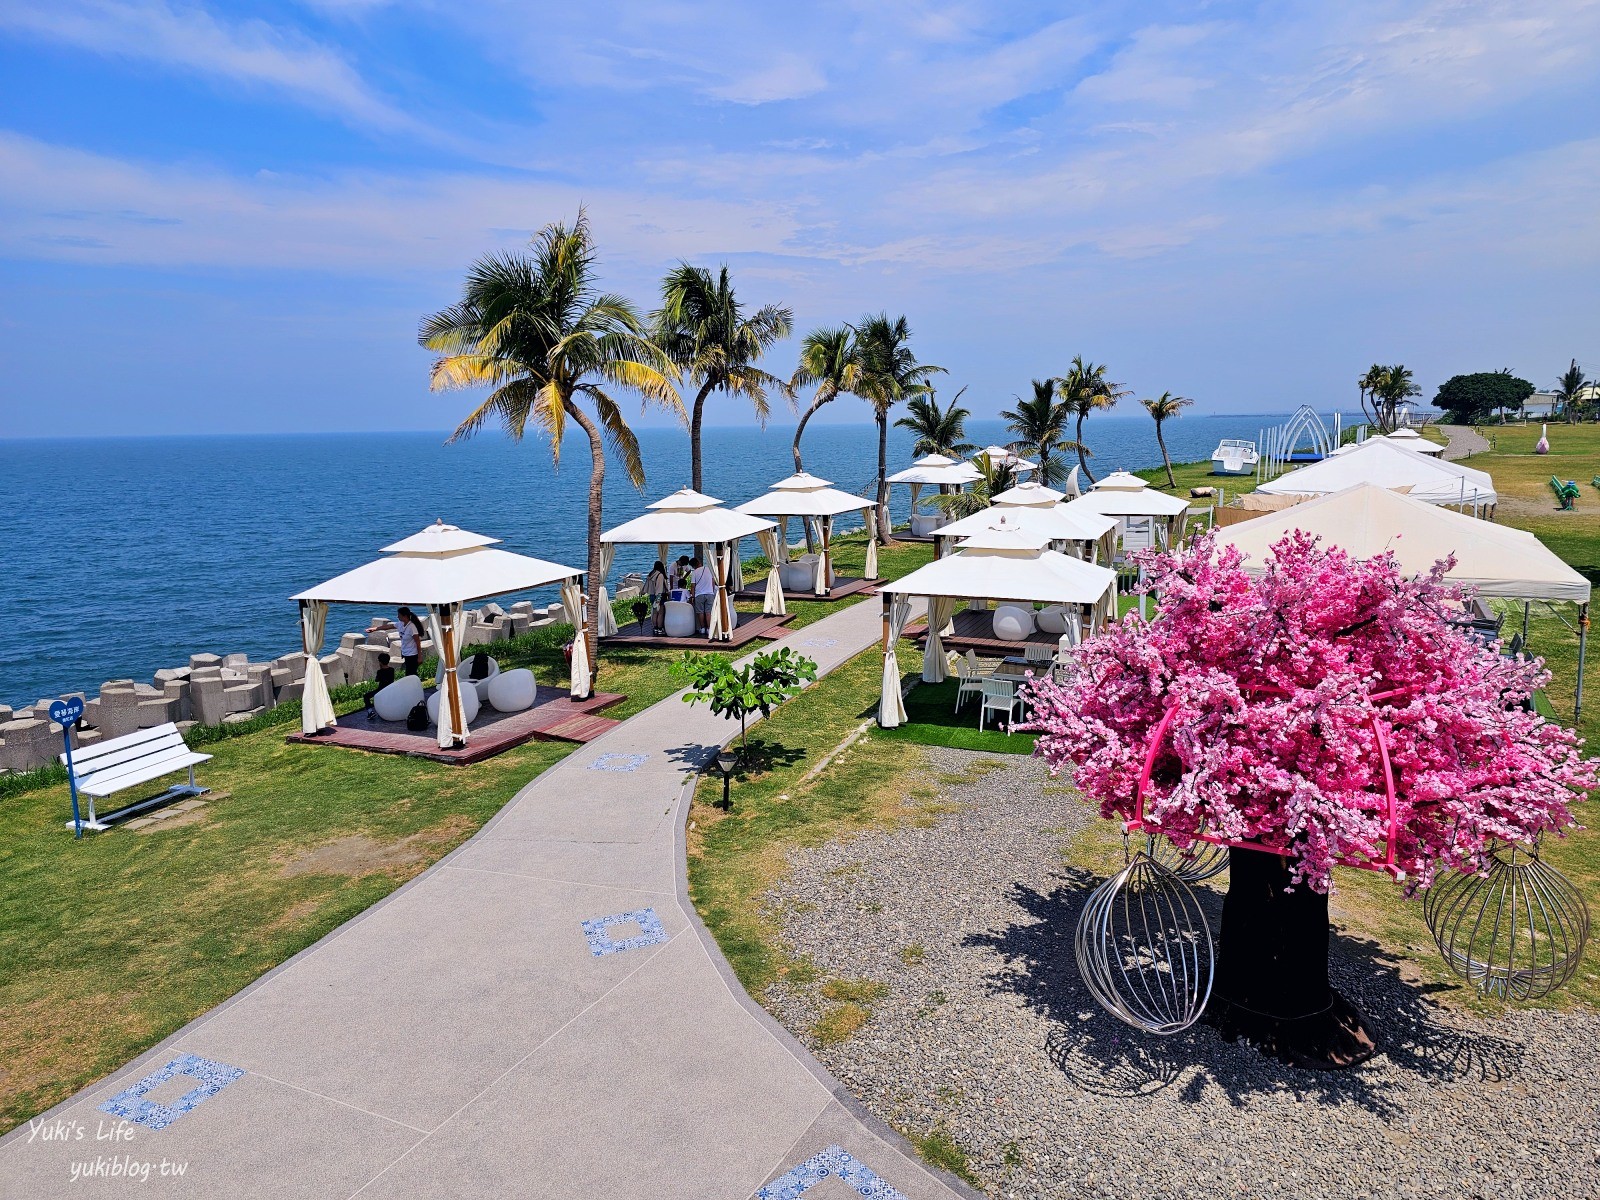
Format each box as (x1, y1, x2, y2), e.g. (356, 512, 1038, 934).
(98, 1054, 245, 1130)
(589, 752, 648, 773)
(800, 636, 839, 649)
(581, 907, 668, 957)
(758, 1145, 908, 1199)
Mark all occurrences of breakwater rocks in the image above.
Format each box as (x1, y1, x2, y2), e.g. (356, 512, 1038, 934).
(0, 582, 643, 776)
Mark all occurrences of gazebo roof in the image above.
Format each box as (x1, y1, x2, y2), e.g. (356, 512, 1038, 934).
(735, 477, 872, 519)
(935, 503, 1115, 544)
(603, 491, 776, 545)
(976, 446, 1038, 472)
(951, 516, 1052, 552)
(1064, 487, 1190, 518)
(1091, 470, 1150, 491)
(1213, 483, 1588, 602)
(882, 542, 1117, 606)
(992, 481, 1067, 506)
(886, 454, 982, 486)
(767, 470, 835, 490)
(294, 521, 581, 606)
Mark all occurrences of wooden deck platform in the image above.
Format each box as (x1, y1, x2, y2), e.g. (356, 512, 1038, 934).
(599, 609, 794, 650)
(286, 684, 625, 765)
(902, 608, 1061, 655)
(733, 575, 880, 603)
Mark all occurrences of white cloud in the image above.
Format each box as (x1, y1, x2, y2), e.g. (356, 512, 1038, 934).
(0, 0, 420, 133)
(705, 53, 826, 104)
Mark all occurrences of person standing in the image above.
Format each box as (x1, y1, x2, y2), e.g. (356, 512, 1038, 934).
(396, 607, 426, 676)
(689, 555, 716, 636)
(646, 559, 670, 635)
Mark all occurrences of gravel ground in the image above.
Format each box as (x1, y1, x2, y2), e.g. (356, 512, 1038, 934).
(765, 745, 1600, 1200)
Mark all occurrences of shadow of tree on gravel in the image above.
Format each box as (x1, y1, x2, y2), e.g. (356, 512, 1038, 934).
(969, 869, 1525, 1118)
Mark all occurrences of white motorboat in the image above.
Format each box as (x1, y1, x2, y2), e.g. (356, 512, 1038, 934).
(1211, 438, 1259, 475)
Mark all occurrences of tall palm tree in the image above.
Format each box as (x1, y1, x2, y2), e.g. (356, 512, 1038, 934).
(1056, 356, 1126, 484)
(1554, 358, 1587, 424)
(1140, 391, 1194, 487)
(653, 263, 793, 491)
(930, 452, 1017, 520)
(419, 213, 681, 695)
(1359, 363, 1420, 432)
(789, 325, 861, 471)
(855, 313, 944, 542)
(894, 386, 975, 458)
(1000, 378, 1083, 488)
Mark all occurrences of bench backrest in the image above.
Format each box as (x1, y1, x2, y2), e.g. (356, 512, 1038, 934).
(60, 723, 197, 792)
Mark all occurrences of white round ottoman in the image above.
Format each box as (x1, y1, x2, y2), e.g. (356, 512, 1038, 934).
(373, 675, 424, 722)
(663, 600, 696, 637)
(992, 605, 1036, 641)
(486, 668, 537, 713)
(427, 677, 481, 726)
(1036, 605, 1069, 635)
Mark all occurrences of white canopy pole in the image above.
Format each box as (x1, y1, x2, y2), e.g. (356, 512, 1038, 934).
(711, 541, 734, 641)
(878, 593, 911, 727)
(818, 516, 833, 596)
(561, 582, 590, 698)
(864, 509, 879, 579)
(757, 527, 787, 616)
(427, 602, 467, 748)
(298, 600, 335, 735)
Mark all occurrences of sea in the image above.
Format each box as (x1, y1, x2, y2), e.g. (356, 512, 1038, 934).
(1, 414, 1297, 708)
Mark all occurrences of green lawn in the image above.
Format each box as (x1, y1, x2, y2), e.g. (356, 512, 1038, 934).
(875, 676, 1039, 755)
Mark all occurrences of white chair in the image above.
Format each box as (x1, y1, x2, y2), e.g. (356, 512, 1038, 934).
(1024, 642, 1053, 668)
(372, 674, 424, 723)
(979, 678, 1018, 732)
(1036, 605, 1069, 635)
(486, 667, 537, 713)
(462, 654, 501, 701)
(663, 600, 696, 637)
(954, 653, 984, 711)
(909, 512, 939, 537)
(427, 677, 481, 726)
(992, 605, 1036, 641)
(780, 560, 813, 590)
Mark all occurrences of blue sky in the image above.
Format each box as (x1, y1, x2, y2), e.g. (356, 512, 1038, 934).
(1, 0, 1596, 438)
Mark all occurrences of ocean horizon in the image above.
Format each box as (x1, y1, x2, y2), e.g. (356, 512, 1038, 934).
(2, 413, 1327, 707)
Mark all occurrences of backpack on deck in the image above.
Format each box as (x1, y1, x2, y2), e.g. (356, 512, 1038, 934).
(406, 702, 429, 732)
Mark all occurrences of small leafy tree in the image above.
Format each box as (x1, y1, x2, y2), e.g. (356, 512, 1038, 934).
(675, 647, 819, 749)
(1433, 370, 1533, 424)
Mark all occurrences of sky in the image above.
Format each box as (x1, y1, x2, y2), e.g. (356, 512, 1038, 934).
(0, 0, 1596, 438)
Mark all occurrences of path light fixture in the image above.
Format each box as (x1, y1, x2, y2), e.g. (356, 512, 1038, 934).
(716, 748, 737, 810)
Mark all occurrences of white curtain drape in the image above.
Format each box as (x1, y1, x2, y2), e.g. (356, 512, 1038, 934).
(298, 600, 335, 735)
(657, 543, 670, 571)
(922, 594, 957, 682)
(778, 517, 790, 560)
(561, 582, 590, 698)
(968, 597, 989, 611)
(732, 538, 745, 591)
(817, 517, 833, 595)
(757, 527, 787, 616)
(596, 543, 619, 637)
(709, 542, 734, 640)
(878, 595, 911, 727)
(864, 508, 879, 579)
(426, 602, 467, 748)
(910, 482, 922, 513)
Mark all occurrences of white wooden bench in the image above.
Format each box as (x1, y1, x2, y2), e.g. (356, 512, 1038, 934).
(59, 722, 211, 831)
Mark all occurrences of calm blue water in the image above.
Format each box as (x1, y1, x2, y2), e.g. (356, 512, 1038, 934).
(1, 414, 1290, 707)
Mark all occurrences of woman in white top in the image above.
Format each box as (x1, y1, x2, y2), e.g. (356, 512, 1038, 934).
(396, 607, 425, 676)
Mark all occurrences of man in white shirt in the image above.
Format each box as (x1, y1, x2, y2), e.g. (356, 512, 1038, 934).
(689, 555, 716, 635)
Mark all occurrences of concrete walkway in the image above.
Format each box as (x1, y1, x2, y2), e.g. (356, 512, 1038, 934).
(1, 598, 972, 1200)
(1438, 424, 1492, 461)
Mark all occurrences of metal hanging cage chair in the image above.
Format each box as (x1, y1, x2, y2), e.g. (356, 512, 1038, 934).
(1423, 838, 1591, 1001)
(1144, 830, 1230, 883)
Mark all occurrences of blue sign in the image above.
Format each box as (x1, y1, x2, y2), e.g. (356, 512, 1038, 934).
(49, 697, 85, 728)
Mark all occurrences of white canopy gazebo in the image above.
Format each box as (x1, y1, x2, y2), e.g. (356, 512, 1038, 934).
(1062, 471, 1192, 552)
(292, 521, 583, 747)
(886, 453, 984, 539)
(932, 496, 1117, 562)
(875, 519, 1118, 727)
(1213, 483, 1591, 719)
(601, 489, 776, 641)
(735, 472, 878, 612)
(975, 446, 1038, 475)
(1378, 427, 1444, 456)
(1259, 439, 1495, 513)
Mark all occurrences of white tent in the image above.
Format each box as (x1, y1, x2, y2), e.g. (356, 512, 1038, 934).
(601, 489, 776, 641)
(1214, 483, 1589, 721)
(876, 519, 1118, 727)
(975, 446, 1038, 474)
(1379, 427, 1444, 456)
(1259, 438, 1495, 511)
(736, 472, 877, 604)
(293, 521, 583, 745)
(886, 453, 982, 488)
(991, 480, 1066, 506)
(1063, 472, 1190, 551)
(933, 500, 1116, 562)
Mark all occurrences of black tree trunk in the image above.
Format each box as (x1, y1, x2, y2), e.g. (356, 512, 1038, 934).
(1206, 848, 1377, 1070)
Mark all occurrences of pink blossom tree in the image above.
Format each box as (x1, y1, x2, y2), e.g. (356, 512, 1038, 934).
(1025, 531, 1596, 1068)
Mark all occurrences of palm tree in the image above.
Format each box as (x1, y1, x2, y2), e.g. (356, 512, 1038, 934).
(1000, 378, 1083, 488)
(931, 452, 1017, 520)
(1554, 358, 1587, 424)
(1140, 391, 1194, 487)
(419, 213, 681, 696)
(855, 313, 944, 542)
(1056, 356, 1126, 484)
(895, 386, 975, 458)
(789, 325, 861, 471)
(1359, 364, 1420, 432)
(653, 263, 793, 492)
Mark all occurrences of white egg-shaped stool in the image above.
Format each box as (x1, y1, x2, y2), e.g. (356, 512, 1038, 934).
(992, 605, 1036, 641)
(663, 600, 696, 638)
(372, 675, 424, 723)
(1035, 605, 1070, 635)
(486, 667, 537, 714)
(427, 677, 481, 726)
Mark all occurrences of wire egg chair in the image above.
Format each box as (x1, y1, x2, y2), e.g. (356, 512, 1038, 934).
(1145, 830, 1229, 883)
(1074, 851, 1215, 1035)
(1423, 839, 1590, 1001)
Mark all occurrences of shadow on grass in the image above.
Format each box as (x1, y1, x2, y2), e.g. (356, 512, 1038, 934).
(868, 677, 1039, 755)
(971, 866, 1524, 1116)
